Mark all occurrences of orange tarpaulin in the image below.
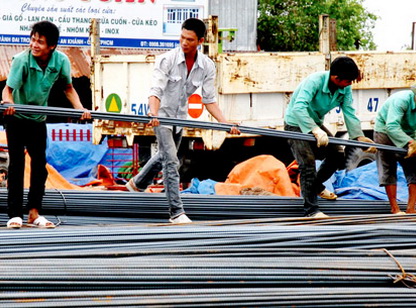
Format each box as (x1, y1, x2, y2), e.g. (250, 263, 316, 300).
(215, 155, 300, 197)
(23, 155, 116, 189)
(24, 154, 79, 189)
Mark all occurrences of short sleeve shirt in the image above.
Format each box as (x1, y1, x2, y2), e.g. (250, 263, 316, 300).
(284, 71, 363, 139)
(149, 47, 216, 120)
(374, 90, 416, 147)
(6, 49, 72, 122)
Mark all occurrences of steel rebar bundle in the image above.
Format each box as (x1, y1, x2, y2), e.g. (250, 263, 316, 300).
(1, 220, 416, 306)
(0, 104, 405, 153)
(0, 188, 407, 222)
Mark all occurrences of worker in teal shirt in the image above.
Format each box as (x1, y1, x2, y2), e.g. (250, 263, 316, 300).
(374, 89, 416, 215)
(2, 21, 90, 229)
(284, 56, 375, 218)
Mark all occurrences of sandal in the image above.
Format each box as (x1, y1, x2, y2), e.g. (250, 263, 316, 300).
(28, 216, 55, 229)
(318, 188, 337, 200)
(7, 217, 23, 229)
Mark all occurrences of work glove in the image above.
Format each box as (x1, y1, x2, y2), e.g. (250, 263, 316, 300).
(311, 127, 329, 147)
(356, 136, 377, 154)
(405, 140, 416, 158)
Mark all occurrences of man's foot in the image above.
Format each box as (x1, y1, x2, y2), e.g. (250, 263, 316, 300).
(169, 214, 192, 224)
(27, 216, 55, 229)
(318, 188, 337, 200)
(308, 211, 329, 218)
(393, 211, 406, 215)
(126, 178, 145, 192)
(7, 217, 23, 229)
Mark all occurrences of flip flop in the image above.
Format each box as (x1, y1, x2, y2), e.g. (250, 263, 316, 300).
(7, 217, 23, 229)
(28, 216, 55, 229)
(318, 188, 338, 200)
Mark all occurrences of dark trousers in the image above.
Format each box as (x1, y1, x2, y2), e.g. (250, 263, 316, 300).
(284, 124, 344, 216)
(5, 117, 48, 219)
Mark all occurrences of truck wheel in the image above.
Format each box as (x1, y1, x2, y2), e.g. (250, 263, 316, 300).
(345, 147, 376, 171)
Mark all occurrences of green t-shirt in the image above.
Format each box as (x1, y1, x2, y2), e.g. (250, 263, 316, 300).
(284, 71, 363, 139)
(6, 49, 72, 122)
(374, 90, 416, 148)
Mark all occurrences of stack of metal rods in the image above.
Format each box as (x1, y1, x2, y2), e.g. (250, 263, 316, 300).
(1, 288, 415, 307)
(1, 221, 416, 306)
(1, 221, 416, 258)
(0, 188, 406, 222)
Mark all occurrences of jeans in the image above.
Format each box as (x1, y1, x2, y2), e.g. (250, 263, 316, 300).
(132, 126, 184, 218)
(5, 117, 48, 219)
(284, 123, 344, 216)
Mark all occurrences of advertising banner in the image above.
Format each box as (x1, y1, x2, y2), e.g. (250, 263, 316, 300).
(0, 0, 208, 48)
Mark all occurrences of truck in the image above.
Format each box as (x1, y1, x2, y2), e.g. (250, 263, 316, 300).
(90, 15, 416, 182)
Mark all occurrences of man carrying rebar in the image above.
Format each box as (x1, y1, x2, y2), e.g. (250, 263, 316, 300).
(126, 18, 240, 224)
(374, 87, 416, 215)
(284, 56, 375, 218)
(2, 21, 90, 229)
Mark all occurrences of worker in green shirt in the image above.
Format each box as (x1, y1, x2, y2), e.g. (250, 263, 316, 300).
(374, 88, 416, 214)
(284, 56, 375, 218)
(2, 21, 90, 229)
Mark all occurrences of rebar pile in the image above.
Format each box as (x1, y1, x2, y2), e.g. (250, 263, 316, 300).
(1, 219, 416, 306)
(0, 188, 407, 221)
(0, 174, 413, 307)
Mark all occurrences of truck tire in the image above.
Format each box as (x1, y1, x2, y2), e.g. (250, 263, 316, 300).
(345, 147, 376, 171)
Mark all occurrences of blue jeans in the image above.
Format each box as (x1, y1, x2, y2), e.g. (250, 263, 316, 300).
(284, 124, 344, 216)
(132, 126, 184, 218)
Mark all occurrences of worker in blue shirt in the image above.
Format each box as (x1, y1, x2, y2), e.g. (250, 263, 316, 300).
(2, 21, 90, 229)
(284, 56, 375, 218)
(374, 88, 416, 214)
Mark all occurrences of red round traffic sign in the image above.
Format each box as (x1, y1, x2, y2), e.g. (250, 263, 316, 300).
(188, 94, 204, 118)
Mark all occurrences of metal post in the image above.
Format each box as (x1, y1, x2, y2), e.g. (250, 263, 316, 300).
(319, 14, 331, 70)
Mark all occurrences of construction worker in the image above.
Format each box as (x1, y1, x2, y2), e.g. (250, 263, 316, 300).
(2, 21, 90, 229)
(126, 18, 240, 224)
(374, 88, 416, 214)
(284, 56, 376, 218)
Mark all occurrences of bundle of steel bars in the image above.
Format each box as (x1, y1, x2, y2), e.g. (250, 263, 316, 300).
(0, 188, 407, 222)
(1, 219, 416, 306)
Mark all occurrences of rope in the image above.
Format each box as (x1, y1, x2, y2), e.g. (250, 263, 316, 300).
(383, 248, 416, 288)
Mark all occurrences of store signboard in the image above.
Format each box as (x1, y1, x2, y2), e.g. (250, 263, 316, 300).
(0, 0, 208, 48)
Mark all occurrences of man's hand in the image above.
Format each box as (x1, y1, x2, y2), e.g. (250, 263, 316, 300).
(356, 136, 377, 153)
(147, 113, 160, 127)
(80, 108, 91, 120)
(1, 101, 15, 116)
(405, 140, 416, 158)
(228, 123, 241, 135)
(312, 127, 329, 147)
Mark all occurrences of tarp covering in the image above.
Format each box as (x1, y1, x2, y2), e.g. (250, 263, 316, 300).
(216, 155, 299, 196)
(182, 156, 407, 201)
(333, 161, 408, 201)
(46, 123, 109, 186)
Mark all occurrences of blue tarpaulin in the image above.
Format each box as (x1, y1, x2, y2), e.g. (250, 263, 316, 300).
(333, 161, 408, 201)
(46, 123, 109, 186)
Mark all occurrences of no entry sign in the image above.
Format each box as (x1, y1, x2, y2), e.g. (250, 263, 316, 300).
(188, 94, 204, 118)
